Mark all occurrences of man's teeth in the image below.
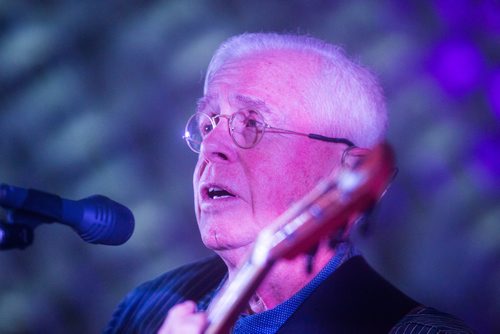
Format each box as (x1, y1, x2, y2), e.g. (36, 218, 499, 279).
(213, 195, 230, 199)
(208, 187, 234, 199)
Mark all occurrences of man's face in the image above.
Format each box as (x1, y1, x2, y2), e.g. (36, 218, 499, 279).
(193, 50, 345, 261)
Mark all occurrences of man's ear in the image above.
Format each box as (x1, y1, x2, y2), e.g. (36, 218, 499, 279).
(341, 147, 371, 169)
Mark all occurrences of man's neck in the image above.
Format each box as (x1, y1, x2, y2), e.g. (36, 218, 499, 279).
(218, 241, 337, 314)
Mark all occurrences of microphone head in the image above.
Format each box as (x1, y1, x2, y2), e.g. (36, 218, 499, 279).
(75, 195, 135, 245)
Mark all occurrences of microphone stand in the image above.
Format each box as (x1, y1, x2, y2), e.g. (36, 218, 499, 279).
(0, 221, 34, 250)
(0, 209, 50, 250)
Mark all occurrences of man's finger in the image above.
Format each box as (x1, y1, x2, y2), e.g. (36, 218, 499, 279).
(158, 301, 208, 334)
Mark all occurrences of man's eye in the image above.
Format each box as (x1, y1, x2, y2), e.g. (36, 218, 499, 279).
(246, 119, 259, 128)
(200, 122, 213, 135)
(242, 109, 264, 128)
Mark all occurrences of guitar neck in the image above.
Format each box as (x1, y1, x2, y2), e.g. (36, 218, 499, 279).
(205, 255, 273, 334)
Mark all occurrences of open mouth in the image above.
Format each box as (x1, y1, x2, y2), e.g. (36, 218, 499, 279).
(207, 186, 236, 199)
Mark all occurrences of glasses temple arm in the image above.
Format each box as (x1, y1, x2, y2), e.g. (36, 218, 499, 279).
(307, 134, 355, 147)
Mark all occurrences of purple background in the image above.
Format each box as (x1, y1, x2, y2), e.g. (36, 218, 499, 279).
(0, 1, 498, 333)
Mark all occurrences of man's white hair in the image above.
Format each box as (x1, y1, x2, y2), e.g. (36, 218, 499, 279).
(204, 32, 387, 148)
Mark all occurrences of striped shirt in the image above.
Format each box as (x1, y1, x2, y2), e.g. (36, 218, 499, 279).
(105, 252, 473, 333)
(389, 307, 475, 334)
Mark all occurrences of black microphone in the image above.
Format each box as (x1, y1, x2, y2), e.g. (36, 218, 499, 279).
(0, 183, 135, 247)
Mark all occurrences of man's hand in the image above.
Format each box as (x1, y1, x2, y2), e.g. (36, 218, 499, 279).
(158, 301, 208, 334)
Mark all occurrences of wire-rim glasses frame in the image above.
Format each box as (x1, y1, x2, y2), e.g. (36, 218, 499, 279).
(183, 109, 355, 153)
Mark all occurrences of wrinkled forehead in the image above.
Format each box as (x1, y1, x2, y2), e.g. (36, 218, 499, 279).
(205, 48, 322, 87)
(201, 49, 322, 125)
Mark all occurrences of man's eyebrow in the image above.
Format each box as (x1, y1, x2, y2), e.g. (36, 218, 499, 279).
(196, 95, 217, 113)
(196, 94, 271, 114)
(234, 95, 271, 114)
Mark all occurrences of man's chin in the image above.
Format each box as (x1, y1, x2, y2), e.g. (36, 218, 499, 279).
(213, 246, 255, 271)
(201, 233, 255, 267)
(201, 233, 253, 252)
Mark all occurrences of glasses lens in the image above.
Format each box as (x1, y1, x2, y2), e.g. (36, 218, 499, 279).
(184, 113, 213, 152)
(230, 110, 265, 148)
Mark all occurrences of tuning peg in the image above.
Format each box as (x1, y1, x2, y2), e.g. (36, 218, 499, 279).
(305, 243, 319, 274)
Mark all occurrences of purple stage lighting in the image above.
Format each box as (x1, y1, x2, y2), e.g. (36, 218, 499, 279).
(429, 39, 485, 97)
(473, 135, 500, 188)
(433, 0, 471, 27)
(487, 69, 500, 120)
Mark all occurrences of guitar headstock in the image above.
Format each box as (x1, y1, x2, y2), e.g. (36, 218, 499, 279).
(252, 142, 396, 263)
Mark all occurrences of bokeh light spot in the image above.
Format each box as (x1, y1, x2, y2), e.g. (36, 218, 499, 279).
(429, 39, 485, 97)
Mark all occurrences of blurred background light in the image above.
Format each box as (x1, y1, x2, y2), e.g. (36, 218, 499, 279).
(429, 38, 485, 98)
(488, 68, 500, 120)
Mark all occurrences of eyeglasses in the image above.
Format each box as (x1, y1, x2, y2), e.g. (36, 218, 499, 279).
(183, 109, 355, 153)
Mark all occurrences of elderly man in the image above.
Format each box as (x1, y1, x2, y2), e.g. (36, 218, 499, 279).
(106, 33, 472, 333)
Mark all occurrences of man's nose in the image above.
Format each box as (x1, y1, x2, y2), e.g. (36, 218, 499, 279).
(199, 116, 237, 163)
